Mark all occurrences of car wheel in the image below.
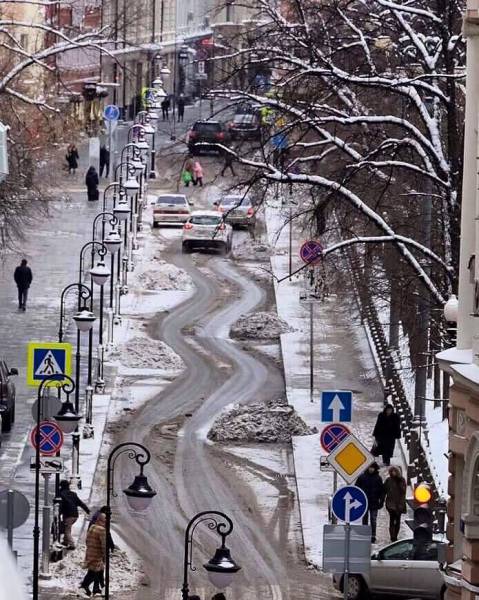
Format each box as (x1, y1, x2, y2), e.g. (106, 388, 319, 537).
(152, 221, 159, 229)
(2, 410, 12, 433)
(344, 575, 365, 600)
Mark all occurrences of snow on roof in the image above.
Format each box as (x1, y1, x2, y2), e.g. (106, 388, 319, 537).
(451, 363, 479, 388)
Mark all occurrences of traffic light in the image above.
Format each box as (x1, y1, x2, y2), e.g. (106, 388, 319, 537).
(413, 484, 433, 545)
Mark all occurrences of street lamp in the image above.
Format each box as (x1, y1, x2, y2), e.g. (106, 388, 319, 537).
(54, 398, 81, 434)
(77, 241, 109, 439)
(444, 294, 458, 323)
(181, 511, 241, 600)
(33, 374, 76, 600)
(105, 443, 156, 600)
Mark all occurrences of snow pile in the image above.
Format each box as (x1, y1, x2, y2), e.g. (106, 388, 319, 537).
(209, 398, 316, 443)
(48, 545, 143, 594)
(233, 239, 271, 261)
(110, 336, 184, 370)
(231, 311, 293, 339)
(138, 261, 193, 291)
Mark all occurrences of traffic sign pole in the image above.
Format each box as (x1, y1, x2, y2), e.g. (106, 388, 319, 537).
(343, 522, 351, 600)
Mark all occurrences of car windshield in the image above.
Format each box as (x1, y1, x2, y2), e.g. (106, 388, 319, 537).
(222, 196, 250, 207)
(190, 215, 222, 226)
(194, 122, 221, 132)
(234, 114, 255, 124)
(157, 196, 186, 205)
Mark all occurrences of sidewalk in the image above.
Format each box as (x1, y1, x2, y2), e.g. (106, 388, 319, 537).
(264, 201, 408, 568)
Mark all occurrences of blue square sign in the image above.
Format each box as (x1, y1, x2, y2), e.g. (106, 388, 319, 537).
(321, 390, 353, 423)
(27, 342, 72, 387)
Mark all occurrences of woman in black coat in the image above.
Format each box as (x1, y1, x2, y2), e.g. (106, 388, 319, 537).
(356, 462, 385, 543)
(85, 166, 99, 201)
(373, 404, 401, 466)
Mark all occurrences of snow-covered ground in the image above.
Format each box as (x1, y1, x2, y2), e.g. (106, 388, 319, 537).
(264, 200, 409, 568)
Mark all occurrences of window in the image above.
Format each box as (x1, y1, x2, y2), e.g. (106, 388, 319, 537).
(380, 541, 413, 561)
(157, 196, 186, 205)
(190, 215, 222, 226)
(412, 542, 438, 561)
(194, 122, 221, 133)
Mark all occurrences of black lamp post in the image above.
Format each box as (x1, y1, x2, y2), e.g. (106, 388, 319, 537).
(105, 442, 156, 600)
(181, 511, 241, 600)
(33, 374, 78, 600)
(58, 283, 95, 488)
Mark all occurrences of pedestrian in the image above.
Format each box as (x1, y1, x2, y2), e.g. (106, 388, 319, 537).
(13, 258, 32, 311)
(85, 166, 100, 201)
(58, 480, 90, 550)
(193, 159, 204, 186)
(182, 156, 194, 187)
(99, 145, 110, 178)
(161, 97, 170, 120)
(384, 466, 407, 542)
(177, 94, 185, 122)
(372, 404, 401, 466)
(80, 512, 106, 597)
(66, 144, 79, 174)
(221, 151, 236, 177)
(88, 506, 115, 552)
(355, 462, 385, 543)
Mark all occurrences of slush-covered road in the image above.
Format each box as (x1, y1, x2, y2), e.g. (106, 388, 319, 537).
(114, 225, 334, 600)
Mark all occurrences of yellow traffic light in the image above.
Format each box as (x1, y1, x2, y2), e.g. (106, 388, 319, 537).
(414, 483, 432, 504)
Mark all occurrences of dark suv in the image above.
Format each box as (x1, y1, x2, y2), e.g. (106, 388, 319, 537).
(0, 360, 18, 432)
(187, 120, 230, 154)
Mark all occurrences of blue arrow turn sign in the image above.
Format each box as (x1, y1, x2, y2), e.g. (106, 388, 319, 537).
(321, 390, 353, 422)
(332, 486, 368, 523)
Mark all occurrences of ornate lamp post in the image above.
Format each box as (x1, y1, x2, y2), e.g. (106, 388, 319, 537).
(104, 442, 156, 600)
(33, 375, 78, 600)
(181, 511, 241, 600)
(58, 283, 95, 488)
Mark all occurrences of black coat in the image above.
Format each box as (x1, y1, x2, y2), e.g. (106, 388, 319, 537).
(99, 147, 110, 166)
(85, 169, 99, 201)
(66, 149, 79, 169)
(373, 410, 401, 457)
(356, 470, 385, 510)
(59, 490, 89, 519)
(14, 265, 32, 289)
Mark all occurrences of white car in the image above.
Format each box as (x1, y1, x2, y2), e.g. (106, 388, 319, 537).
(182, 211, 233, 254)
(332, 538, 445, 599)
(152, 194, 192, 227)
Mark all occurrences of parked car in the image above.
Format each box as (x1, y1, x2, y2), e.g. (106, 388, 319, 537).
(0, 360, 18, 432)
(228, 112, 263, 140)
(216, 195, 256, 229)
(332, 538, 445, 599)
(182, 211, 233, 254)
(152, 194, 192, 227)
(187, 120, 230, 154)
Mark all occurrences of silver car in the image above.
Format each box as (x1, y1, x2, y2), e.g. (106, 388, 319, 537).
(332, 538, 445, 599)
(152, 194, 192, 227)
(217, 195, 256, 229)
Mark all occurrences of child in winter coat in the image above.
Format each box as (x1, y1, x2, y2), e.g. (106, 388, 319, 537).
(193, 160, 204, 186)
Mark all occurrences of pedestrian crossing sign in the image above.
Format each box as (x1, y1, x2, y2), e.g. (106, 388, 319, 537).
(27, 342, 72, 387)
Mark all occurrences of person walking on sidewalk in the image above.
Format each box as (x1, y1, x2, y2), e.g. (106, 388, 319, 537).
(177, 94, 185, 122)
(89, 506, 115, 552)
(356, 462, 385, 543)
(384, 466, 407, 542)
(66, 144, 79, 174)
(221, 150, 236, 177)
(193, 159, 204, 186)
(85, 166, 100, 201)
(373, 404, 401, 466)
(161, 97, 170, 120)
(99, 145, 110, 178)
(80, 512, 106, 597)
(59, 480, 90, 550)
(13, 259, 32, 311)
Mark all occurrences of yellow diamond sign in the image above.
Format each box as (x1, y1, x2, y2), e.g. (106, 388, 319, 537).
(327, 433, 374, 484)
